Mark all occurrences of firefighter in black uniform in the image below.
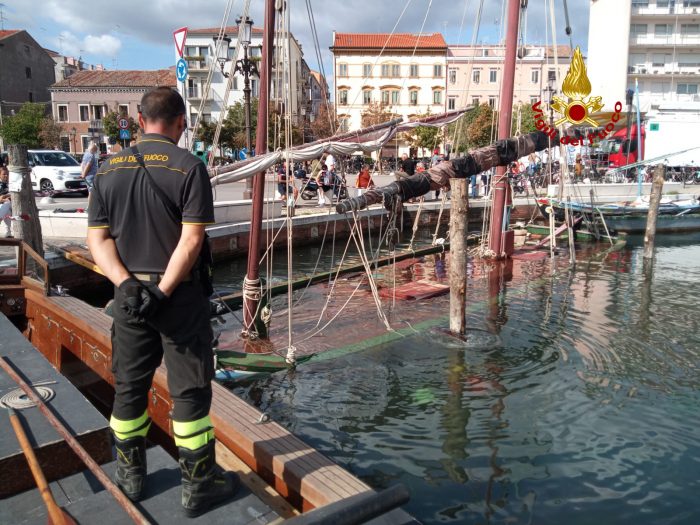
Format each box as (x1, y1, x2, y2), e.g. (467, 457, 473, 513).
(87, 87, 237, 517)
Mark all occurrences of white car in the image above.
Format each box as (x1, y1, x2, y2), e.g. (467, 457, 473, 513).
(28, 150, 88, 194)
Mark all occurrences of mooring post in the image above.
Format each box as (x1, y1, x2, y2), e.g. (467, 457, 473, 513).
(8, 144, 44, 257)
(449, 178, 468, 335)
(643, 164, 665, 259)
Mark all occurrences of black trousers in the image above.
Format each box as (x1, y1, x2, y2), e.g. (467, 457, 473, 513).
(110, 280, 214, 422)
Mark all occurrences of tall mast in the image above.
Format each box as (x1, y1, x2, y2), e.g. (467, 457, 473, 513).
(487, 0, 521, 258)
(242, 0, 275, 337)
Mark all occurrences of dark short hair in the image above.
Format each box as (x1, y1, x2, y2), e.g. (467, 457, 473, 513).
(139, 87, 186, 125)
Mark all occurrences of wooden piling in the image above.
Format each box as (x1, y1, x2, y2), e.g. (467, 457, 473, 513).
(449, 178, 468, 335)
(644, 164, 665, 259)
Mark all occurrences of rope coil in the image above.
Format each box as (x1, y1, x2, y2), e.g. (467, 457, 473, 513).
(1, 386, 55, 410)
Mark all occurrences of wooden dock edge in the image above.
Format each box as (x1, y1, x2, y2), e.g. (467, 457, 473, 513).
(22, 289, 381, 513)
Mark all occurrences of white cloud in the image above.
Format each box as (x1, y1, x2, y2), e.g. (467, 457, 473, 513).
(84, 34, 122, 56)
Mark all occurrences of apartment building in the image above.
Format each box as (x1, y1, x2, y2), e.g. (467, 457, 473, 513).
(588, 0, 700, 110)
(49, 70, 175, 153)
(182, 25, 310, 130)
(446, 45, 571, 111)
(330, 31, 449, 141)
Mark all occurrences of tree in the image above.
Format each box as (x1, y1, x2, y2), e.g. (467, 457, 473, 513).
(38, 118, 64, 149)
(0, 102, 46, 148)
(221, 99, 258, 150)
(309, 103, 338, 140)
(449, 103, 495, 152)
(103, 110, 138, 145)
(195, 119, 217, 147)
(404, 112, 442, 156)
(511, 102, 537, 135)
(360, 102, 395, 128)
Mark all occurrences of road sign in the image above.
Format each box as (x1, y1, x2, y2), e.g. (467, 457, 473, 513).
(119, 129, 131, 140)
(176, 58, 188, 82)
(118, 118, 129, 130)
(173, 27, 188, 58)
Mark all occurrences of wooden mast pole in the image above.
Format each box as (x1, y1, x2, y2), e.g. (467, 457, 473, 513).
(449, 179, 469, 334)
(643, 164, 665, 259)
(487, 0, 520, 258)
(243, 0, 275, 337)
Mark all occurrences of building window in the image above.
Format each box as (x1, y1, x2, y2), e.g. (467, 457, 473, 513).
(531, 69, 539, 84)
(119, 104, 129, 116)
(188, 78, 199, 98)
(339, 116, 349, 132)
(380, 63, 400, 78)
(530, 96, 539, 105)
(28, 92, 33, 102)
(338, 63, 348, 77)
(630, 24, 647, 38)
(232, 76, 238, 90)
(363, 63, 372, 77)
(433, 89, 443, 105)
(449, 68, 457, 84)
(489, 69, 497, 83)
(338, 89, 348, 105)
(57, 105, 68, 122)
(681, 24, 700, 38)
(79, 105, 90, 122)
(482, 48, 489, 57)
(677, 83, 699, 95)
(433, 64, 443, 78)
(60, 136, 70, 152)
(631, 0, 648, 6)
(473, 69, 481, 83)
(548, 69, 557, 81)
(410, 90, 418, 105)
(410, 64, 419, 77)
(472, 96, 480, 106)
(391, 90, 400, 104)
(25, 67, 32, 79)
(489, 96, 497, 108)
(251, 79, 259, 97)
(363, 89, 372, 105)
(448, 97, 456, 110)
(81, 136, 90, 151)
(92, 105, 104, 120)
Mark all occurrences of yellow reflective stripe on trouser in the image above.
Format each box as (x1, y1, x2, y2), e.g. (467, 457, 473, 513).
(172, 415, 215, 450)
(110, 410, 151, 440)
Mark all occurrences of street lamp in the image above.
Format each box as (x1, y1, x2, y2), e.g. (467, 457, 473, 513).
(213, 16, 258, 198)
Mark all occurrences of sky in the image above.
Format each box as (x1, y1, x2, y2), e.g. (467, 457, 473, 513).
(2, 0, 589, 80)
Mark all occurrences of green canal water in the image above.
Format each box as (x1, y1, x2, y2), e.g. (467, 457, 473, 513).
(217, 232, 700, 524)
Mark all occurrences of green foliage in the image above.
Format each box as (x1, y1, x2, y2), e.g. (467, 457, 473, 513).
(309, 103, 338, 140)
(221, 98, 258, 150)
(360, 102, 395, 128)
(449, 103, 495, 152)
(103, 111, 139, 142)
(0, 102, 47, 148)
(405, 112, 442, 155)
(511, 102, 537, 135)
(38, 118, 64, 149)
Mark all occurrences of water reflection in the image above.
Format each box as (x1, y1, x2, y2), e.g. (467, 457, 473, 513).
(229, 237, 700, 524)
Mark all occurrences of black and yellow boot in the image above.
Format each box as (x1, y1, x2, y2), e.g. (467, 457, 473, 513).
(174, 416, 239, 517)
(110, 412, 151, 501)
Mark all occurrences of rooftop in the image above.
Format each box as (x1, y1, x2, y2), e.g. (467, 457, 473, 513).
(0, 29, 21, 40)
(51, 69, 176, 89)
(332, 32, 448, 50)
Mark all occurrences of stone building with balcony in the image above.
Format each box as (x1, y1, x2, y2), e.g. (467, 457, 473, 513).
(49, 69, 175, 154)
(446, 45, 571, 112)
(180, 25, 310, 139)
(588, 0, 700, 110)
(330, 32, 448, 155)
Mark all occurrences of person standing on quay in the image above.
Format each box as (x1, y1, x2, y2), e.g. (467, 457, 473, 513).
(87, 87, 237, 517)
(81, 142, 99, 193)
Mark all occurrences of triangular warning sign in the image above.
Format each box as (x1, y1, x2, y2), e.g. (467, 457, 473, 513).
(173, 27, 188, 58)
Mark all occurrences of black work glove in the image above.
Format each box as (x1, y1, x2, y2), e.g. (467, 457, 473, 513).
(137, 283, 168, 319)
(118, 277, 144, 319)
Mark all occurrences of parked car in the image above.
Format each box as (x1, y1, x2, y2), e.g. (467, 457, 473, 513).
(28, 150, 87, 194)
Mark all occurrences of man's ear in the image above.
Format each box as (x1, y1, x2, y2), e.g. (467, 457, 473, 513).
(138, 113, 146, 132)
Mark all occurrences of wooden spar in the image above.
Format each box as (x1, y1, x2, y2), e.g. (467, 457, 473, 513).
(644, 164, 665, 259)
(243, 0, 275, 338)
(449, 179, 468, 334)
(487, 0, 520, 258)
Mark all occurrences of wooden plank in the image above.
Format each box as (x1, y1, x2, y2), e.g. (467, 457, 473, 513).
(23, 289, 385, 512)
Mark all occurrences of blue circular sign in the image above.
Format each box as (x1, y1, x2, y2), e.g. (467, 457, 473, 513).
(176, 58, 188, 82)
